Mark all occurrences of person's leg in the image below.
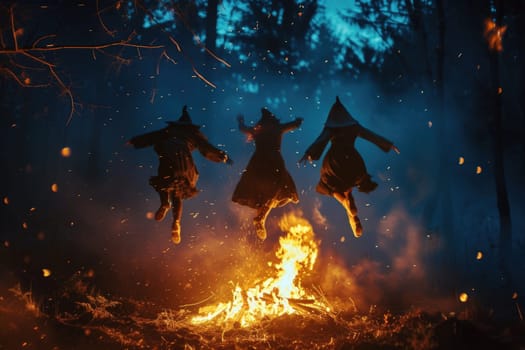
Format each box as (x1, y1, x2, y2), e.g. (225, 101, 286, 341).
(171, 195, 183, 244)
(253, 203, 272, 240)
(155, 190, 170, 221)
(345, 192, 362, 237)
(333, 191, 362, 238)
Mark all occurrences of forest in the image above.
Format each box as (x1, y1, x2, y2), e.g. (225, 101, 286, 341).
(1, 0, 524, 349)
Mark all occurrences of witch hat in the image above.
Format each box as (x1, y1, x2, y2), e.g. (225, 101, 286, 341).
(325, 96, 358, 128)
(166, 106, 199, 127)
(257, 107, 279, 125)
(178, 105, 192, 123)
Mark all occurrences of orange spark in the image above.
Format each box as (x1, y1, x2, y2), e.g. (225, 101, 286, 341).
(484, 19, 507, 52)
(459, 292, 468, 303)
(61, 147, 71, 157)
(51, 183, 58, 192)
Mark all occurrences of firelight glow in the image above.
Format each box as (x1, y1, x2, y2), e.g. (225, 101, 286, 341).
(191, 212, 327, 327)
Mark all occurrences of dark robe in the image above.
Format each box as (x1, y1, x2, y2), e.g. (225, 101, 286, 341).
(129, 124, 228, 199)
(232, 119, 301, 209)
(304, 124, 393, 195)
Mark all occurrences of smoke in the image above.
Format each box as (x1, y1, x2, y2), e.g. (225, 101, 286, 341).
(311, 202, 458, 315)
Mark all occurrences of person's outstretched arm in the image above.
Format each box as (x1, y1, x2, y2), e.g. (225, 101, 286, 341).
(281, 117, 303, 133)
(299, 128, 330, 164)
(195, 130, 232, 164)
(127, 128, 167, 148)
(237, 114, 253, 136)
(358, 125, 399, 153)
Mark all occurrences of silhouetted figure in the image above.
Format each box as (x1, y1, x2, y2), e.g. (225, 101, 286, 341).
(300, 96, 399, 238)
(129, 106, 232, 244)
(233, 108, 302, 240)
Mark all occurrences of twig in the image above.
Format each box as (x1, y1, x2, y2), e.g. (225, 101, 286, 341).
(0, 67, 49, 88)
(10, 5, 18, 51)
(96, 0, 117, 37)
(32, 34, 56, 48)
(179, 293, 216, 308)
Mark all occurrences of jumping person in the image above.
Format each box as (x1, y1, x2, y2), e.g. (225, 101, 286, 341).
(128, 106, 232, 244)
(232, 108, 303, 240)
(300, 96, 399, 238)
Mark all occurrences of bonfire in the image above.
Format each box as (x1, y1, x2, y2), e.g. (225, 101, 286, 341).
(191, 212, 332, 328)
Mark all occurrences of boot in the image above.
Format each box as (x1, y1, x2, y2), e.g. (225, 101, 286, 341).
(171, 220, 181, 244)
(349, 215, 363, 238)
(155, 206, 170, 221)
(253, 218, 267, 240)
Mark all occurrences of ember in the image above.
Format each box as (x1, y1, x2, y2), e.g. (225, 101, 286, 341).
(191, 212, 329, 327)
(484, 18, 506, 52)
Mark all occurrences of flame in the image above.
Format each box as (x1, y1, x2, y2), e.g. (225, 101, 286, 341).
(191, 213, 326, 327)
(484, 18, 506, 52)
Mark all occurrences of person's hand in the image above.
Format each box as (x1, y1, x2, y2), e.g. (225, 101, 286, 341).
(391, 145, 400, 154)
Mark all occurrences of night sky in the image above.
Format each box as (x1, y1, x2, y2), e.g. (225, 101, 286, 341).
(1, 1, 524, 348)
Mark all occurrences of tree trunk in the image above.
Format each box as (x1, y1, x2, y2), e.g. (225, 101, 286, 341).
(518, 1, 525, 173)
(488, 0, 512, 283)
(434, 0, 457, 288)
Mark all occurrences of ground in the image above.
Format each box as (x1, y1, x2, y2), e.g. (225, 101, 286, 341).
(1, 275, 523, 350)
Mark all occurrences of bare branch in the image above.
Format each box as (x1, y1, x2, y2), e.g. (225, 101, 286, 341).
(96, 0, 117, 37)
(32, 34, 57, 48)
(0, 5, 166, 124)
(9, 5, 18, 51)
(0, 67, 49, 88)
(133, 0, 227, 87)
(172, 5, 231, 68)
